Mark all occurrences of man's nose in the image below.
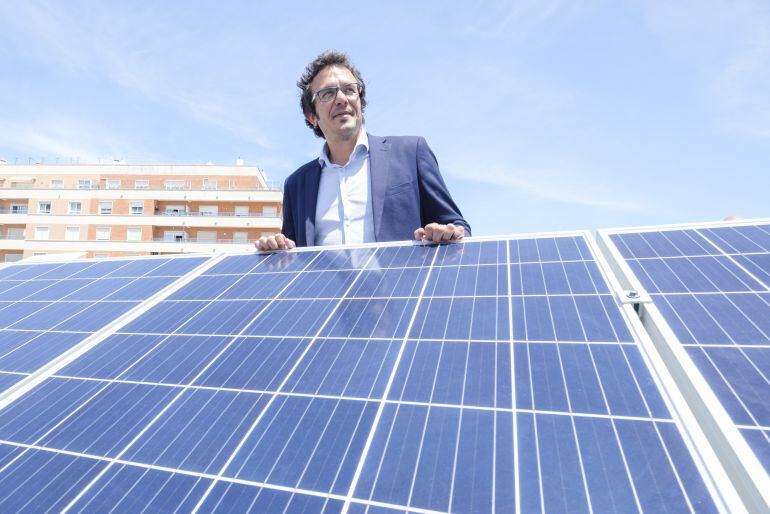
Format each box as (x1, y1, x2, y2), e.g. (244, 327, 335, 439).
(333, 88, 348, 104)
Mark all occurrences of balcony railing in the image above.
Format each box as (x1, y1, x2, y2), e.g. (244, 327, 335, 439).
(0, 183, 281, 192)
(0, 209, 280, 217)
(0, 236, 257, 244)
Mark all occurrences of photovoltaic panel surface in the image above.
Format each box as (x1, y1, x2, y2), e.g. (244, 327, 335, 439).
(608, 222, 770, 476)
(0, 238, 721, 512)
(0, 256, 207, 394)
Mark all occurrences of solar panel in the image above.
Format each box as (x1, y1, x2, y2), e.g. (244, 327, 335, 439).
(0, 235, 734, 512)
(0, 255, 208, 395)
(600, 219, 770, 511)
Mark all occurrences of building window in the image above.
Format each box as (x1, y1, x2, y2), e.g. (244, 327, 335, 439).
(94, 253, 110, 258)
(50, 179, 64, 189)
(7, 228, 24, 240)
(126, 227, 142, 241)
(260, 231, 275, 238)
(106, 179, 121, 189)
(130, 202, 144, 215)
(11, 204, 27, 214)
(203, 179, 217, 190)
(35, 227, 49, 240)
(164, 205, 187, 216)
(163, 230, 187, 242)
(68, 202, 82, 214)
(262, 206, 277, 217)
(199, 205, 218, 216)
(77, 179, 92, 189)
(165, 180, 184, 190)
(234, 206, 249, 217)
(65, 226, 80, 241)
(135, 179, 149, 189)
(4, 253, 22, 262)
(197, 231, 217, 242)
(38, 202, 51, 214)
(96, 227, 111, 240)
(233, 232, 248, 243)
(99, 201, 113, 215)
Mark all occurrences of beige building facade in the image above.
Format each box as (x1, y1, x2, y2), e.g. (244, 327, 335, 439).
(0, 162, 282, 261)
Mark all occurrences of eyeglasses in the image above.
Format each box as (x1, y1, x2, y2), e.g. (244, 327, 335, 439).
(312, 82, 363, 104)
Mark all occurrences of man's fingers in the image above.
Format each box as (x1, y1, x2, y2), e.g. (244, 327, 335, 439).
(441, 224, 455, 242)
(453, 225, 465, 240)
(414, 228, 426, 240)
(426, 223, 444, 243)
(267, 237, 279, 250)
(286, 238, 296, 249)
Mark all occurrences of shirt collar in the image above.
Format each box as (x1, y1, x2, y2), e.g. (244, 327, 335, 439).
(319, 129, 369, 169)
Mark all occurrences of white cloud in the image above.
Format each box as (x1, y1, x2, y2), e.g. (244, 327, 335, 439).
(640, 0, 770, 139)
(0, 118, 160, 164)
(4, 1, 274, 148)
(445, 163, 647, 212)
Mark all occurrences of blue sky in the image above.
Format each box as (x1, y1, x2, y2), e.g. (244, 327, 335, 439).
(1, 1, 768, 237)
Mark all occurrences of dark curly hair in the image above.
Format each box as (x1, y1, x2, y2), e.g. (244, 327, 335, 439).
(298, 50, 367, 139)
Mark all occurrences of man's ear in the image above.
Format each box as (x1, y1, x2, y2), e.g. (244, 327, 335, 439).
(305, 111, 318, 128)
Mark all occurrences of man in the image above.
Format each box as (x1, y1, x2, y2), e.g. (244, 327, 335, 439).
(256, 51, 470, 251)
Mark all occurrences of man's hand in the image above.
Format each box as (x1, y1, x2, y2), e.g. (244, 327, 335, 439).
(255, 233, 296, 251)
(414, 223, 465, 243)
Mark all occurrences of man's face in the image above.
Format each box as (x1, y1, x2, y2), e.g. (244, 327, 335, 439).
(305, 65, 363, 142)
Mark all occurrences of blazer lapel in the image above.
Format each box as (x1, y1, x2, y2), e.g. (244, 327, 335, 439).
(304, 160, 321, 246)
(368, 133, 390, 240)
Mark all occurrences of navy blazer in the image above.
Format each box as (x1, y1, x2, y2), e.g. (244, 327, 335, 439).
(281, 134, 470, 246)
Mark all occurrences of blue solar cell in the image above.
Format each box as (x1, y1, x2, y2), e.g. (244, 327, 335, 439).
(0, 378, 106, 443)
(0, 331, 85, 372)
(281, 270, 358, 298)
(537, 414, 590, 513)
(22, 279, 94, 300)
(227, 396, 377, 495)
(413, 297, 509, 341)
(284, 338, 400, 398)
(321, 298, 416, 339)
(390, 341, 511, 408)
(68, 464, 210, 512)
(123, 389, 270, 473)
(223, 272, 296, 299)
(308, 248, 375, 271)
(616, 420, 716, 512)
(573, 416, 639, 512)
(201, 482, 343, 513)
(555, 236, 588, 261)
(349, 268, 426, 297)
(61, 334, 231, 384)
(244, 299, 336, 337)
(8, 301, 89, 330)
(0, 280, 57, 300)
(181, 300, 268, 335)
(54, 301, 138, 331)
(696, 294, 769, 344)
(370, 244, 435, 268)
(0, 446, 107, 512)
(196, 336, 310, 390)
(122, 300, 208, 334)
(167, 274, 242, 300)
(541, 262, 571, 293)
(67, 260, 131, 279)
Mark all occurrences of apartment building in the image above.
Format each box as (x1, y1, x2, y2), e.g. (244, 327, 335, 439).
(0, 162, 282, 261)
